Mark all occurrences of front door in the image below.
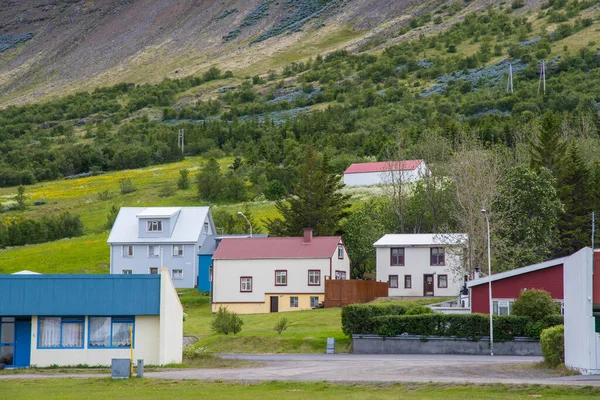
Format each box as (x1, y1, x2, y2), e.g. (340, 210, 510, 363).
(423, 275, 434, 296)
(14, 320, 31, 367)
(0, 318, 31, 368)
(270, 296, 279, 313)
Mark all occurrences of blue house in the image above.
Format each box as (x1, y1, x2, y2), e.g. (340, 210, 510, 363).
(0, 269, 182, 368)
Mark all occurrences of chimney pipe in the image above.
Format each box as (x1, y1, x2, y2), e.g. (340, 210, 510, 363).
(474, 267, 480, 280)
(303, 228, 313, 243)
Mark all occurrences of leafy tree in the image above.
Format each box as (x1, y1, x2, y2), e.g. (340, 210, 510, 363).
(177, 168, 190, 190)
(196, 158, 222, 201)
(492, 166, 562, 271)
(530, 112, 566, 176)
(556, 144, 593, 256)
(512, 289, 561, 322)
(265, 180, 287, 200)
(266, 145, 350, 236)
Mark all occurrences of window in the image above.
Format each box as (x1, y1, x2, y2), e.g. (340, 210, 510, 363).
(147, 220, 162, 232)
(308, 270, 321, 286)
(438, 274, 448, 288)
(389, 275, 399, 288)
(38, 317, 84, 349)
(310, 296, 319, 308)
(204, 222, 209, 234)
(149, 267, 158, 275)
(122, 245, 134, 257)
(209, 266, 213, 283)
(148, 245, 159, 258)
(89, 317, 134, 348)
(275, 270, 287, 286)
(404, 275, 412, 289)
(335, 271, 347, 280)
(172, 244, 184, 257)
(390, 248, 405, 266)
(240, 277, 252, 292)
(492, 300, 513, 316)
(122, 270, 132, 275)
(172, 269, 183, 280)
(338, 245, 344, 259)
(430, 247, 445, 266)
(290, 296, 299, 308)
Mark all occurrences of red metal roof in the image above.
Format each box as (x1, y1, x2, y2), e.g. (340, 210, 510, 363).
(212, 236, 342, 260)
(344, 160, 423, 174)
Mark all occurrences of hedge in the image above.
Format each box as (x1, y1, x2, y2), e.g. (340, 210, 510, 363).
(540, 324, 564, 367)
(369, 314, 530, 340)
(341, 303, 409, 336)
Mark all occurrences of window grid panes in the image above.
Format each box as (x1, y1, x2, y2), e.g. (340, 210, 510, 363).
(241, 277, 252, 292)
(308, 270, 321, 285)
(290, 297, 299, 308)
(122, 270, 132, 275)
(173, 245, 184, 257)
(391, 248, 405, 266)
(389, 275, 399, 288)
(147, 220, 162, 232)
(148, 245, 159, 257)
(438, 275, 448, 288)
(122, 245, 133, 257)
(89, 317, 134, 348)
(338, 245, 344, 259)
(431, 247, 445, 266)
(310, 296, 319, 308)
(39, 317, 84, 348)
(275, 271, 287, 286)
(404, 275, 412, 289)
(492, 300, 513, 316)
(172, 269, 183, 279)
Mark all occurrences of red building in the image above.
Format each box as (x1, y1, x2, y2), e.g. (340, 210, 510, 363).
(468, 257, 566, 315)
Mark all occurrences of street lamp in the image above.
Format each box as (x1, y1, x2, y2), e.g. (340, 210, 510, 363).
(481, 209, 494, 356)
(237, 211, 253, 238)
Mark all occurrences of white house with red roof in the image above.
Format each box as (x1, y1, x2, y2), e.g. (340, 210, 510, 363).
(211, 229, 350, 314)
(343, 160, 428, 186)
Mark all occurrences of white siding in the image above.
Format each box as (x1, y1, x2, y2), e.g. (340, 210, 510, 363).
(159, 268, 183, 365)
(564, 247, 600, 374)
(344, 170, 422, 186)
(376, 246, 462, 297)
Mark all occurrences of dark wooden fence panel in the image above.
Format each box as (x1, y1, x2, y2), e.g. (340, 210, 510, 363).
(324, 280, 388, 308)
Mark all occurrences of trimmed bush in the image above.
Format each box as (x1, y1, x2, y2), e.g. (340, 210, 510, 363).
(405, 305, 434, 315)
(525, 321, 547, 340)
(512, 289, 561, 321)
(540, 325, 564, 367)
(341, 303, 409, 336)
(543, 314, 564, 327)
(211, 307, 243, 335)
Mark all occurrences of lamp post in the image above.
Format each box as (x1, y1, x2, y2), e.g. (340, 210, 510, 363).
(237, 211, 252, 238)
(481, 209, 494, 356)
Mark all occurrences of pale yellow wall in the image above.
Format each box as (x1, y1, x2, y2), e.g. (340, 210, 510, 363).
(29, 315, 160, 367)
(213, 293, 324, 314)
(159, 268, 183, 365)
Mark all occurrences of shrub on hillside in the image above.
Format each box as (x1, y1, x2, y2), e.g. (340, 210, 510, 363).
(177, 168, 190, 190)
(274, 317, 289, 335)
(540, 324, 564, 367)
(211, 307, 243, 335)
(0, 212, 84, 248)
(512, 289, 561, 321)
(119, 178, 137, 195)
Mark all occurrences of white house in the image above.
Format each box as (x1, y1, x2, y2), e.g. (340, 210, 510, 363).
(0, 268, 182, 368)
(343, 160, 428, 186)
(211, 229, 351, 314)
(374, 233, 467, 297)
(107, 207, 216, 289)
(563, 247, 600, 375)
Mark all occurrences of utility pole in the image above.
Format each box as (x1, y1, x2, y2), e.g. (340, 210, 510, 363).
(593, 212, 596, 249)
(506, 63, 513, 93)
(537, 60, 546, 95)
(177, 129, 185, 154)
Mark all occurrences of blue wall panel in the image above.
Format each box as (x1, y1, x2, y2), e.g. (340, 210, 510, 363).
(0, 275, 160, 316)
(198, 255, 212, 292)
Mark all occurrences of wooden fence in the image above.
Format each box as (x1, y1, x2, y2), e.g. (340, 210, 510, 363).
(324, 279, 388, 308)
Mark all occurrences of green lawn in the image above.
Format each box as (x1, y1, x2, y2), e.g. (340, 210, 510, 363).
(1, 380, 598, 400)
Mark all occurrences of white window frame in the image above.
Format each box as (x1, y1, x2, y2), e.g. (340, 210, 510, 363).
(122, 269, 132, 275)
(204, 222, 209, 234)
(492, 299, 514, 316)
(290, 296, 299, 308)
(122, 245, 134, 257)
(275, 270, 287, 286)
(308, 270, 321, 286)
(338, 245, 344, 259)
(148, 245, 160, 258)
(240, 277, 252, 292)
(172, 269, 183, 280)
(172, 244, 184, 257)
(146, 220, 163, 232)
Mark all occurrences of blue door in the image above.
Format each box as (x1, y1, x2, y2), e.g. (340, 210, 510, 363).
(13, 320, 31, 367)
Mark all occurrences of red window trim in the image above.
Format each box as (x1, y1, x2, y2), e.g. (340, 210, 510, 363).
(437, 274, 448, 288)
(389, 274, 399, 288)
(404, 274, 412, 289)
(308, 270, 321, 286)
(240, 276, 253, 292)
(335, 270, 347, 280)
(390, 247, 405, 266)
(275, 270, 288, 286)
(338, 245, 344, 259)
(430, 247, 445, 266)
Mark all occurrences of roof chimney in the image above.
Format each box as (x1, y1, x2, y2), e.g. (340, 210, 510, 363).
(474, 267, 480, 280)
(303, 228, 313, 243)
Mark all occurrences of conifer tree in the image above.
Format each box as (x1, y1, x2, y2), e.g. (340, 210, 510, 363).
(530, 112, 566, 177)
(196, 158, 222, 201)
(266, 144, 350, 237)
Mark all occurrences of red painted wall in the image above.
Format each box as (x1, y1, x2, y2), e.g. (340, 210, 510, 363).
(471, 264, 563, 314)
(594, 252, 600, 305)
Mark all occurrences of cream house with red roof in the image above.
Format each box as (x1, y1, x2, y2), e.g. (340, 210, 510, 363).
(211, 229, 350, 314)
(343, 160, 429, 186)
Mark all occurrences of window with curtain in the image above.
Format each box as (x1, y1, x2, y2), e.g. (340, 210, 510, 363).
(89, 317, 134, 348)
(38, 317, 83, 348)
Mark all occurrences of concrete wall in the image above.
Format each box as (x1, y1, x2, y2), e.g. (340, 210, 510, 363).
(110, 243, 197, 288)
(29, 315, 160, 367)
(159, 268, 183, 365)
(214, 293, 324, 314)
(376, 246, 462, 297)
(564, 247, 600, 374)
(352, 335, 541, 356)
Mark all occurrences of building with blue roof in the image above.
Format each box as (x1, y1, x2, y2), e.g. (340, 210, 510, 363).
(0, 269, 182, 368)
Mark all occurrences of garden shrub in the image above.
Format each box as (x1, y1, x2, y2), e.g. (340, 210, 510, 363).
(274, 317, 289, 335)
(543, 314, 564, 327)
(405, 305, 434, 315)
(183, 345, 210, 359)
(540, 324, 564, 367)
(341, 303, 409, 336)
(512, 289, 561, 321)
(211, 307, 243, 335)
(525, 321, 547, 340)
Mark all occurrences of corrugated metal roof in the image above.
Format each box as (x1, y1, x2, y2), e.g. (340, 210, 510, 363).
(344, 160, 423, 174)
(373, 233, 468, 247)
(0, 275, 160, 316)
(198, 234, 269, 255)
(107, 207, 213, 244)
(213, 236, 342, 260)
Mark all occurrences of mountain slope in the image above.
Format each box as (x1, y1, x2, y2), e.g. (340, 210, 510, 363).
(0, 0, 521, 105)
